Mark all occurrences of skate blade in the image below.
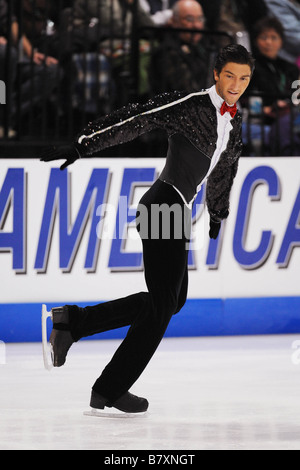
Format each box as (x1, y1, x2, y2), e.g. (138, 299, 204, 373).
(42, 304, 53, 371)
(83, 408, 148, 419)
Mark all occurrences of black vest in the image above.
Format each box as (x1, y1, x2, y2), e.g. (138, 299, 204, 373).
(77, 89, 243, 220)
(160, 133, 211, 204)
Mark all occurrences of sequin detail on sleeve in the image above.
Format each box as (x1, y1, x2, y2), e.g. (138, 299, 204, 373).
(76, 90, 217, 158)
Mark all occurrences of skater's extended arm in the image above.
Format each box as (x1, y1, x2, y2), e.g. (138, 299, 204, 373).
(41, 91, 192, 170)
(76, 91, 188, 156)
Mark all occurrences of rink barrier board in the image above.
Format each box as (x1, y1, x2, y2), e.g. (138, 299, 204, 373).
(1, 158, 300, 343)
(0, 296, 300, 343)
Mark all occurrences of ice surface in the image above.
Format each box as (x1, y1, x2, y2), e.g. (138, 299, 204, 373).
(1, 335, 300, 450)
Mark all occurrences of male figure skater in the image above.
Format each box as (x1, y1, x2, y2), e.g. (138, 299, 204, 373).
(41, 44, 254, 414)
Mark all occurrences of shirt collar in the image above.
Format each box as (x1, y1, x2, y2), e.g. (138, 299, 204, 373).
(208, 85, 234, 119)
(208, 85, 223, 113)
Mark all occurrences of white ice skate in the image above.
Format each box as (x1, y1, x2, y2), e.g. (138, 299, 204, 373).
(41, 304, 53, 371)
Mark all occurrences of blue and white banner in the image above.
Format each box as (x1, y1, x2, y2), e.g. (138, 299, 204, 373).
(0, 157, 299, 341)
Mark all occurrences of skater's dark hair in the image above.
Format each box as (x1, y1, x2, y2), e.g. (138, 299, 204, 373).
(214, 44, 255, 77)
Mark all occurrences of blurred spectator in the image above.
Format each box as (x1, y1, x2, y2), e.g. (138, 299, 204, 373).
(0, 0, 17, 83)
(64, 0, 154, 54)
(264, 0, 300, 65)
(0, 0, 60, 138)
(139, 0, 177, 25)
(251, 18, 299, 116)
(21, 0, 59, 62)
(17, 1, 59, 124)
(55, 1, 155, 112)
(248, 17, 300, 155)
(200, 0, 267, 48)
(150, 0, 213, 93)
(0, 0, 18, 137)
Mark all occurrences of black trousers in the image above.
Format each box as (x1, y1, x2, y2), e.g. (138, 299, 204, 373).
(68, 180, 192, 403)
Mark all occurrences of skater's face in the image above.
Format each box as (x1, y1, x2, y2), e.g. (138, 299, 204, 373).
(214, 62, 251, 106)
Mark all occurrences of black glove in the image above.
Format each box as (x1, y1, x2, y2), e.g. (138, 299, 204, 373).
(40, 144, 81, 170)
(209, 218, 221, 240)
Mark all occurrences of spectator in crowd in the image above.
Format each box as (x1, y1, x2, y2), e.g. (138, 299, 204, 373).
(249, 16, 300, 155)
(264, 0, 300, 65)
(0, 0, 18, 137)
(20, 0, 59, 64)
(150, 0, 213, 93)
(200, 0, 267, 48)
(0, 0, 60, 138)
(63, 0, 154, 54)
(0, 0, 17, 81)
(21, 0, 60, 59)
(139, 0, 177, 25)
(16, 1, 60, 134)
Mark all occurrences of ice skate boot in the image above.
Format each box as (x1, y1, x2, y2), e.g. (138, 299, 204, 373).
(84, 390, 149, 417)
(49, 306, 74, 367)
(42, 304, 74, 370)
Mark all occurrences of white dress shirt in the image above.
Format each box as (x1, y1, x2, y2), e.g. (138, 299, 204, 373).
(170, 86, 235, 209)
(188, 86, 234, 208)
(205, 85, 234, 181)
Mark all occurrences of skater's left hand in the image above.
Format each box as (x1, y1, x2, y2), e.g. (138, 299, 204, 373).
(40, 144, 81, 170)
(209, 218, 221, 240)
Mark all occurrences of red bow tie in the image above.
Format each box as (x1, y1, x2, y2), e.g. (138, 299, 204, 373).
(220, 101, 237, 118)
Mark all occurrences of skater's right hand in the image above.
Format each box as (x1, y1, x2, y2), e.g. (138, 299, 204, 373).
(40, 144, 81, 170)
(209, 218, 221, 240)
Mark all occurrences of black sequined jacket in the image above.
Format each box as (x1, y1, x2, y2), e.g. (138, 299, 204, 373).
(76, 90, 243, 221)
